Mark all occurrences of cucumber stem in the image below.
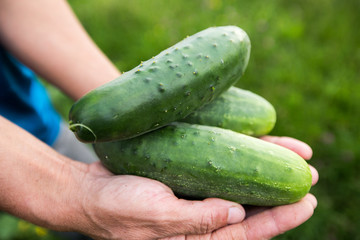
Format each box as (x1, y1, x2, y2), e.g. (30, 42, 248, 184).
(68, 123, 97, 142)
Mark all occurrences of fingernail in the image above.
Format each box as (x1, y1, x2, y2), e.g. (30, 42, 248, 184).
(227, 207, 245, 224)
(304, 194, 318, 208)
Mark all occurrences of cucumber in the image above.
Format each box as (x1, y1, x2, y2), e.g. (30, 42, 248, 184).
(182, 86, 276, 136)
(93, 122, 312, 206)
(69, 26, 251, 143)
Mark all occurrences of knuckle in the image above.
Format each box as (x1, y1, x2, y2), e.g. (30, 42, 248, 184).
(198, 209, 223, 234)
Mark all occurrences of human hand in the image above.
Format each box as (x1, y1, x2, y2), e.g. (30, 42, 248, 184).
(71, 136, 317, 240)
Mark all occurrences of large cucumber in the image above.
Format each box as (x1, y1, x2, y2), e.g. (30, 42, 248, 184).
(182, 86, 276, 136)
(93, 122, 312, 206)
(69, 26, 251, 143)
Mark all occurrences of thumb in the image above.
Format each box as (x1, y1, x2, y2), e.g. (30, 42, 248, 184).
(161, 197, 245, 236)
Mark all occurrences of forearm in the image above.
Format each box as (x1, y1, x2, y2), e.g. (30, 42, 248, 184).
(0, 0, 120, 100)
(0, 116, 87, 230)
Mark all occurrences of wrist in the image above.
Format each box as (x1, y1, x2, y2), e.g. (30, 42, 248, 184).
(0, 115, 89, 232)
(40, 157, 89, 232)
(57, 161, 117, 238)
(0, 116, 106, 236)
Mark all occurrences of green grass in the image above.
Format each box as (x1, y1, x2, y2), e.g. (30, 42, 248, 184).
(5, 0, 360, 239)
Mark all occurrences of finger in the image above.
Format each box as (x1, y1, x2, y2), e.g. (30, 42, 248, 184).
(242, 194, 317, 240)
(208, 193, 317, 240)
(160, 198, 246, 237)
(260, 136, 313, 160)
(309, 165, 319, 186)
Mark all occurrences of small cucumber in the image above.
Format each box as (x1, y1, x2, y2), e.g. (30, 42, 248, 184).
(69, 26, 251, 143)
(93, 122, 312, 206)
(182, 86, 276, 136)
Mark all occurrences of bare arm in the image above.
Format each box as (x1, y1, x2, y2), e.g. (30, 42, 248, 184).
(0, 116, 87, 230)
(0, 0, 120, 100)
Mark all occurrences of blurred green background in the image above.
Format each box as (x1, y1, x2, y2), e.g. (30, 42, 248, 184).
(1, 0, 359, 239)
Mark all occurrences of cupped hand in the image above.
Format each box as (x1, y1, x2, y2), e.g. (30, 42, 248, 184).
(75, 162, 246, 240)
(74, 136, 317, 240)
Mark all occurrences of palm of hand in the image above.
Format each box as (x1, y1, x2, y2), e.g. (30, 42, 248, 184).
(80, 165, 185, 239)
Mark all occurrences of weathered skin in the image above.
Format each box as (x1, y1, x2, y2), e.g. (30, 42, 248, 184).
(93, 122, 312, 206)
(182, 87, 276, 136)
(69, 26, 251, 142)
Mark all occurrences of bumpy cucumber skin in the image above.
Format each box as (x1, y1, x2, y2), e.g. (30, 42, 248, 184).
(94, 122, 312, 206)
(182, 86, 276, 136)
(69, 26, 251, 143)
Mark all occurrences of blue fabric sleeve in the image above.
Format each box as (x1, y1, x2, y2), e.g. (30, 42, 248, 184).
(0, 46, 61, 146)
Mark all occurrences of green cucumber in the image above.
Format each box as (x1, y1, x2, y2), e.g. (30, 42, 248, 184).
(182, 86, 276, 136)
(69, 26, 251, 143)
(93, 122, 312, 206)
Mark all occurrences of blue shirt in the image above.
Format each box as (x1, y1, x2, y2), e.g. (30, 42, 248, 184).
(0, 46, 61, 145)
